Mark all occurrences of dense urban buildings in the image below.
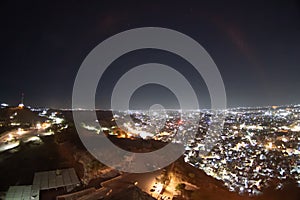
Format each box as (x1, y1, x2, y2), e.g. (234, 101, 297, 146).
(1, 1, 300, 200)
(1, 102, 299, 199)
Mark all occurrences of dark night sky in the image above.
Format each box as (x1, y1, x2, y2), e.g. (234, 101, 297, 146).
(0, 0, 299, 109)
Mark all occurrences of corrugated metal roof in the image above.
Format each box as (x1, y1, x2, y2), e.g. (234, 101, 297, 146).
(5, 185, 39, 200)
(33, 168, 80, 190)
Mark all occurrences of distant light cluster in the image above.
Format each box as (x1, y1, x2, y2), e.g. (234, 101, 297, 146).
(184, 105, 300, 195)
(82, 105, 300, 195)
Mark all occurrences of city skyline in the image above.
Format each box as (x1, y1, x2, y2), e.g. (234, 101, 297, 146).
(1, 1, 300, 200)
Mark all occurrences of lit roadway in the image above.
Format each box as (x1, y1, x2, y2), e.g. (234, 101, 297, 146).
(0, 127, 52, 152)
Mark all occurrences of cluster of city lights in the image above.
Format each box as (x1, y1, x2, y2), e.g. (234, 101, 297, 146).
(184, 105, 300, 195)
(81, 106, 300, 195)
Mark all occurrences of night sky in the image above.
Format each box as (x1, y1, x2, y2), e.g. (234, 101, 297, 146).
(1, 0, 300, 109)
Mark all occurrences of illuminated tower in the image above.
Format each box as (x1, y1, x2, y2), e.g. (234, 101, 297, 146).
(18, 93, 24, 108)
